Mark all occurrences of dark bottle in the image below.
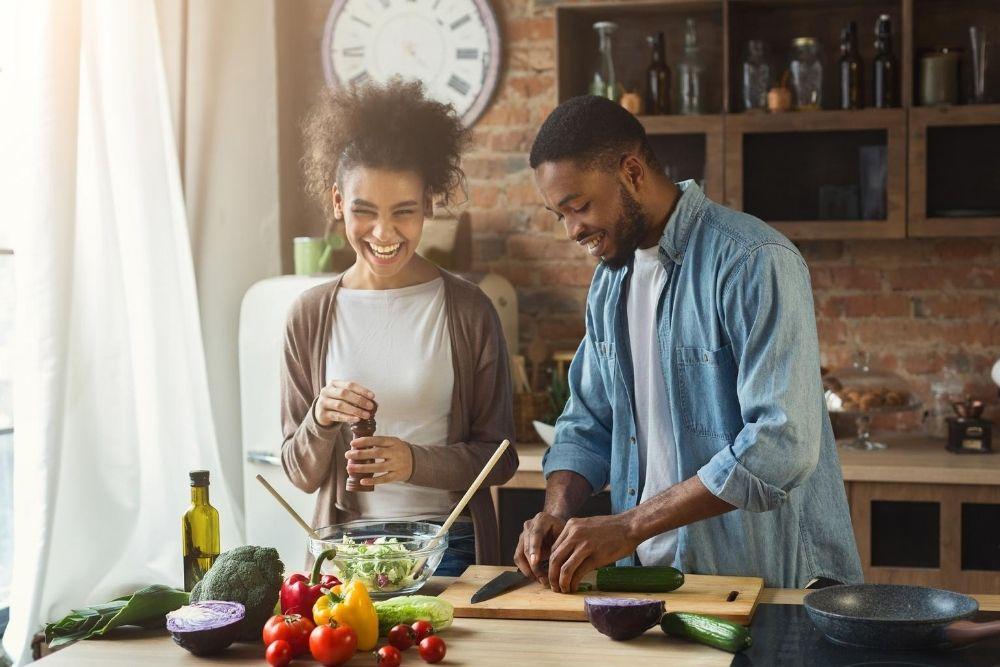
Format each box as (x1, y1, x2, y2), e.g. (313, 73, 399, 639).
(182, 470, 220, 591)
(873, 14, 898, 108)
(645, 32, 671, 115)
(839, 22, 863, 109)
(346, 403, 378, 492)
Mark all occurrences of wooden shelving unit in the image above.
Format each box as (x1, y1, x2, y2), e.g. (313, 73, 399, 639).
(555, 0, 1000, 239)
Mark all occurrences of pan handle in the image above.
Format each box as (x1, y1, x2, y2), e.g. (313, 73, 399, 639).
(943, 620, 1000, 647)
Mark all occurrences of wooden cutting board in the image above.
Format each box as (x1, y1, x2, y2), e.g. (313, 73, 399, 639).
(440, 566, 764, 625)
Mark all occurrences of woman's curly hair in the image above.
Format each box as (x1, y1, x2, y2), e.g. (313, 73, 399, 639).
(302, 78, 471, 222)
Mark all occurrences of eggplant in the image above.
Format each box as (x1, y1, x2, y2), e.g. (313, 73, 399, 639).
(585, 597, 666, 640)
(166, 601, 246, 656)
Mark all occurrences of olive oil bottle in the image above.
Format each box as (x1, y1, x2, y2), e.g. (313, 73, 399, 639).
(182, 470, 220, 591)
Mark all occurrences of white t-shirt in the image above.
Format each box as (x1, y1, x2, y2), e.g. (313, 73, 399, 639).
(325, 277, 460, 520)
(626, 245, 679, 566)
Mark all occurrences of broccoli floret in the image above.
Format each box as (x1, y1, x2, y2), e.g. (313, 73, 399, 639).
(190, 545, 283, 641)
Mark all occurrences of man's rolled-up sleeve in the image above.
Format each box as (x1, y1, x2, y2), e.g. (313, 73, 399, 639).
(697, 245, 824, 512)
(542, 329, 613, 494)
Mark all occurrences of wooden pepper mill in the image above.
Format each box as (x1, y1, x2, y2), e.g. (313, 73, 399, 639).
(346, 404, 377, 492)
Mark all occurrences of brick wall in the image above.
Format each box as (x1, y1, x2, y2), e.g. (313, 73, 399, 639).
(462, 1, 1000, 426)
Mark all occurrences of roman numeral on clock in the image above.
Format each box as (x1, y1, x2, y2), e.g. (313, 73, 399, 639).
(456, 48, 479, 60)
(342, 46, 365, 57)
(450, 14, 470, 30)
(350, 71, 371, 86)
(448, 74, 471, 96)
(378, 0, 390, 8)
(351, 15, 372, 28)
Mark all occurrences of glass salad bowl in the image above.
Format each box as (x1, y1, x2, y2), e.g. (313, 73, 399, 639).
(308, 520, 448, 599)
(824, 354, 922, 451)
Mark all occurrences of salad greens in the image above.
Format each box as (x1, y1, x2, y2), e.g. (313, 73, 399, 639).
(330, 536, 422, 591)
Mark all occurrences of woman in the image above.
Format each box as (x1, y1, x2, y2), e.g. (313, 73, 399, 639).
(281, 79, 517, 575)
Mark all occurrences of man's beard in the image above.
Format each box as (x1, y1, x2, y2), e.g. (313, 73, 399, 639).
(601, 185, 650, 269)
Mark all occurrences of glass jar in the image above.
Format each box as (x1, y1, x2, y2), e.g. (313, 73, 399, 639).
(676, 18, 705, 115)
(790, 37, 823, 110)
(741, 40, 771, 112)
(589, 21, 620, 102)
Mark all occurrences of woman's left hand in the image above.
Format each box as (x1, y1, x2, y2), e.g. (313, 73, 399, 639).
(345, 436, 414, 486)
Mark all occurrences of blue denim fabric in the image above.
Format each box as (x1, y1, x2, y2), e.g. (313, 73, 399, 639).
(432, 522, 476, 577)
(542, 181, 863, 588)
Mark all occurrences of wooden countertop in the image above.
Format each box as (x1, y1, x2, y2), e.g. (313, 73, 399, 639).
(507, 435, 1000, 488)
(37, 580, 1000, 666)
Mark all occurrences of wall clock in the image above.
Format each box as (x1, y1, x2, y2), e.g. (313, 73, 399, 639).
(322, 0, 502, 127)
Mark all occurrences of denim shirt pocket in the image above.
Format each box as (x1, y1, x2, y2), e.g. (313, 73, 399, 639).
(675, 344, 741, 439)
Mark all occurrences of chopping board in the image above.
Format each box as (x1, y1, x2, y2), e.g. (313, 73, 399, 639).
(440, 565, 764, 625)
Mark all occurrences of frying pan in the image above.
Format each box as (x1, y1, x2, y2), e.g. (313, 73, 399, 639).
(804, 584, 1000, 650)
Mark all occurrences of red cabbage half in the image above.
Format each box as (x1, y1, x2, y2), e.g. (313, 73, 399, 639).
(166, 601, 246, 655)
(585, 597, 666, 641)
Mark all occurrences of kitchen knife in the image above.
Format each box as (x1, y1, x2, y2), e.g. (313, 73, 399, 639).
(470, 570, 535, 604)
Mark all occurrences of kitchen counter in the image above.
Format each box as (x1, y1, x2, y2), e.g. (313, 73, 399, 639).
(35, 581, 1000, 666)
(505, 435, 1000, 488)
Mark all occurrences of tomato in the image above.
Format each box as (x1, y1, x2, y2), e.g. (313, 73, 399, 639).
(377, 645, 402, 667)
(265, 640, 292, 667)
(418, 635, 446, 664)
(388, 623, 416, 650)
(262, 614, 315, 656)
(309, 623, 358, 667)
(411, 619, 434, 641)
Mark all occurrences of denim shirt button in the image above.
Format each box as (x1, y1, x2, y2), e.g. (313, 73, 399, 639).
(628, 488, 636, 496)
(629, 437, 636, 445)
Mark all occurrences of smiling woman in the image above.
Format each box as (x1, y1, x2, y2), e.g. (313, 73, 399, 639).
(280, 79, 517, 576)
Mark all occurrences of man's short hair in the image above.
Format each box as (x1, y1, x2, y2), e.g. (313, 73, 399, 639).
(529, 95, 661, 172)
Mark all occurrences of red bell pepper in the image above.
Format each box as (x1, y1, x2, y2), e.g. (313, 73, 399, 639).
(280, 557, 340, 616)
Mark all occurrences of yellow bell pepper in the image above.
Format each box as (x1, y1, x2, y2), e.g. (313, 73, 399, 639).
(312, 580, 378, 651)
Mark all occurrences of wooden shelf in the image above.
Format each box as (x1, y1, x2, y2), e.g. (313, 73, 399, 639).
(726, 108, 905, 133)
(638, 113, 724, 134)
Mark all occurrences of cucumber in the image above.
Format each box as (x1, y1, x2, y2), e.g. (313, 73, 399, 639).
(659, 612, 752, 653)
(595, 566, 685, 593)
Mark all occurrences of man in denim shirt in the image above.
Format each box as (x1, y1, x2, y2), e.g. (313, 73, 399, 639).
(514, 96, 862, 591)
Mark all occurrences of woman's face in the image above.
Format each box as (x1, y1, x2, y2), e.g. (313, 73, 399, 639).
(333, 167, 431, 281)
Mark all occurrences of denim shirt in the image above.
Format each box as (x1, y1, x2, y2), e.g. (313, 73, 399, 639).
(543, 181, 863, 588)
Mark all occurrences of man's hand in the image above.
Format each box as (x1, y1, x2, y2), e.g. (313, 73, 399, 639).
(513, 512, 567, 585)
(546, 514, 641, 593)
(344, 436, 413, 486)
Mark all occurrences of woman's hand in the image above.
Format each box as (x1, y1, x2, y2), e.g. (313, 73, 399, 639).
(313, 380, 376, 427)
(345, 436, 414, 486)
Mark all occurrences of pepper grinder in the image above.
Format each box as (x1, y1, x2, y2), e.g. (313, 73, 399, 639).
(346, 404, 378, 492)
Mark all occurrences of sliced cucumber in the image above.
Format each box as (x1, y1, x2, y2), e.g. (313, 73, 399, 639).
(595, 566, 685, 593)
(659, 612, 752, 653)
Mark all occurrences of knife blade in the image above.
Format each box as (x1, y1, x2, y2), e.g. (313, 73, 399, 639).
(470, 570, 534, 604)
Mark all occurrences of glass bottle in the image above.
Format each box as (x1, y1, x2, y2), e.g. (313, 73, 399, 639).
(838, 22, 863, 110)
(182, 470, 220, 591)
(589, 21, 620, 102)
(741, 40, 771, 112)
(873, 14, 897, 108)
(790, 37, 823, 110)
(676, 18, 705, 115)
(645, 32, 670, 115)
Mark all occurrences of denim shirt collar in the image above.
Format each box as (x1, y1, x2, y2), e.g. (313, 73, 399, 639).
(658, 180, 707, 266)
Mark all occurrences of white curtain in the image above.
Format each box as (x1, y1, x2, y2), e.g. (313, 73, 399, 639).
(3, 1, 243, 663)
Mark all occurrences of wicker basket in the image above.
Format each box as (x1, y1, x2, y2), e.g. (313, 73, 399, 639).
(513, 392, 551, 443)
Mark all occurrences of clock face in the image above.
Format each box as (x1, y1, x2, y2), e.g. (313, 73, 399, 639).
(322, 0, 501, 126)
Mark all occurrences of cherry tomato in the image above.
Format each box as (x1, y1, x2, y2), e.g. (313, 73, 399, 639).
(262, 614, 315, 656)
(388, 623, 416, 650)
(309, 623, 358, 667)
(418, 635, 446, 663)
(411, 619, 434, 641)
(265, 639, 292, 667)
(377, 645, 402, 667)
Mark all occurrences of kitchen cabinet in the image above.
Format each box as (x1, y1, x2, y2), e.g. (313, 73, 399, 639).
(500, 436, 1000, 593)
(554, 0, 1000, 239)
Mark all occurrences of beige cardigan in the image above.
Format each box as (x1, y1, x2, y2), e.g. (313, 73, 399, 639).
(280, 269, 518, 566)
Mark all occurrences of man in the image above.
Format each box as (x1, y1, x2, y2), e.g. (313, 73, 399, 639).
(514, 96, 862, 592)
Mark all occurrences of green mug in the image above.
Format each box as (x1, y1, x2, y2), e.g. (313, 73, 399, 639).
(293, 235, 344, 275)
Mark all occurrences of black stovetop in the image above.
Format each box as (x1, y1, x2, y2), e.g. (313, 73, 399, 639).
(733, 604, 1000, 667)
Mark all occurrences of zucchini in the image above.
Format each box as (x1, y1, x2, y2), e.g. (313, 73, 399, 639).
(659, 612, 752, 653)
(595, 566, 685, 593)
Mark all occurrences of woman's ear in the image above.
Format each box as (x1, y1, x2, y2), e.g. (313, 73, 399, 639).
(331, 183, 345, 220)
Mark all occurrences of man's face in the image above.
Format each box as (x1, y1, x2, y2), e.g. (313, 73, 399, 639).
(535, 160, 650, 269)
